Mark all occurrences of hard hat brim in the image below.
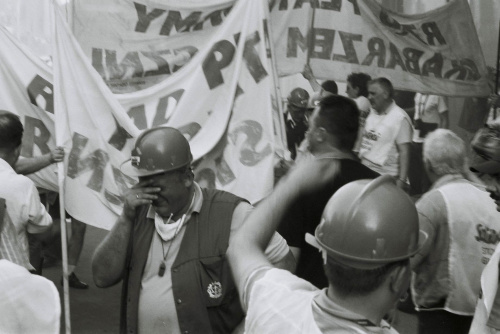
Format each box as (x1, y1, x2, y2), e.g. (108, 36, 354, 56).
(305, 230, 428, 270)
(120, 159, 171, 178)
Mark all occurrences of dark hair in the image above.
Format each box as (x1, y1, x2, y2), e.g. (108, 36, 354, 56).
(0, 112, 23, 152)
(316, 95, 359, 150)
(324, 258, 408, 298)
(321, 80, 338, 95)
(369, 77, 394, 98)
(347, 73, 372, 97)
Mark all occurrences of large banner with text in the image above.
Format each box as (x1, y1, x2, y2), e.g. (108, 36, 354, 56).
(271, 0, 490, 96)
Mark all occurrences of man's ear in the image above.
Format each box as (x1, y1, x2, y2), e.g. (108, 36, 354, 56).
(389, 264, 410, 297)
(183, 168, 194, 187)
(315, 127, 328, 143)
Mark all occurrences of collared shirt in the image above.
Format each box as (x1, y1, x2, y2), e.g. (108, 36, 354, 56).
(0, 158, 51, 268)
(243, 267, 398, 333)
(0, 259, 60, 333)
(138, 183, 289, 334)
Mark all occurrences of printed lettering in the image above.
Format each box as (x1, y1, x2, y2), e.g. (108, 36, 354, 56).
(152, 89, 185, 126)
(386, 42, 407, 71)
(311, 28, 335, 60)
(421, 53, 443, 78)
(21, 116, 51, 158)
(127, 105, 147, 130)
(444, 58, 481, 82)
(104, 166, 137, 206)
(332, 31, 362, 64)
(242, 31, 268, 84)
(347, 0, 360, 15)
(160, 11, 201, 36)
(134, 2, 165, 33)
(293, 0, 319, 9)
(202, 40, 236, 90)
(215, 154, 236, 185)
(229, 120, 272, 167)
(177, 122, 201, 140)
(108, 117, 133, 151)
(475, 224, 500, 245)
(287, 27, 308, 58)
(361, 37, 386, 67)
(26, 75, 54, 114)
(320, 0, 341, 11)
(67, 132, 109, 192)
(141, 51, 171, 76)
(402, 48, 424, 75)
(421, 22, 446, 46)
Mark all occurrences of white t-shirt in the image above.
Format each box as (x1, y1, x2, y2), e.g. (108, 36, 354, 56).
(0, 260, 60, 333)
(244, 267, 399, 334)
(413, 93, 447, 143)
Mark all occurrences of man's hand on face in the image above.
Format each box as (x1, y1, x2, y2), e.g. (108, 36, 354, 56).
(122, 179, 161, 220)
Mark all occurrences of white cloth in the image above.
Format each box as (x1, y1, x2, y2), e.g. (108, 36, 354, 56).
(412, 181, 500, 315)
(138, 183, 289, 334)
(0, 259, 60, 333)
(413, 93, 447, 143)
(359, 102, 412, 176)
(469, 243, 500, 334)
(0, 158, 52, 268)
(440, 182, 500, 315)
(243, 267, 398, 334)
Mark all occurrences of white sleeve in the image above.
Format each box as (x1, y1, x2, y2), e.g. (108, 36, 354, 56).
(26, 182, 52, 234)
(264, 232, 290, 264)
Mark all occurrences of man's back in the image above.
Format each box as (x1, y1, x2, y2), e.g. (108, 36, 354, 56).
(278, 159, 379, 288)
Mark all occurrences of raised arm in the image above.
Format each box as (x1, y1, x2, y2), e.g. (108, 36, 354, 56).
(92, 180, 160, 288)
(227, 159, 339, 294)
(15, 147, 64, 175)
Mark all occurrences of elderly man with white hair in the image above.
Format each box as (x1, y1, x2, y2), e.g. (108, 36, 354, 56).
(410, 129, 500, 334)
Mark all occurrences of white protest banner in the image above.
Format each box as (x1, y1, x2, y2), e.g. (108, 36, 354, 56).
(73, 0, 236, 93)
(192, 0, 276, 202)
(0, 25, 58, 191)
(53, 6, 141, 230)
(269, 0, 312, 76)
(272, 0, 490, 97)
(48, 0, 275, 231)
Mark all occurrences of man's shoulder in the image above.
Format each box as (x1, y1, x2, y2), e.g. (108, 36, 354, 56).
(201, 187, 248, 204)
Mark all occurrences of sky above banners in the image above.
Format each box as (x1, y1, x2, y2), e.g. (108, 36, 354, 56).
(271, 0, 490, 97)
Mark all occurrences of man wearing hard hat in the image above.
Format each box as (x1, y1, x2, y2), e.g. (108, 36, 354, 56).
(228, 159, 427, 334)
(92, 127, 293, 334)
(285, 87, 310, 160)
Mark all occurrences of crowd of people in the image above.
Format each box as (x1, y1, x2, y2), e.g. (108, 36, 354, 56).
(1, 69, 500, 334)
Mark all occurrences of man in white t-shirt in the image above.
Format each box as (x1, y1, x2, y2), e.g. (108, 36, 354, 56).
(228, 159, 427, 334)
(409, 93, 448, 195)
(359, 78, 412, 191)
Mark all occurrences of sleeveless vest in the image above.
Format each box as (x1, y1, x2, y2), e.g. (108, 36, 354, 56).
(120, 188, 245, 333)
(412, 182, 500, 315)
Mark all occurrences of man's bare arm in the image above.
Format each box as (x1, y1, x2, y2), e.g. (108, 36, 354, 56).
(92, 180, 160, 287)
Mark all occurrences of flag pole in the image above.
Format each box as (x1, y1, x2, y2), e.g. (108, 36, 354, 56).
(57, 156, 71, 333)
(264, 3, 287, 153)
(306, 0, 317, 66)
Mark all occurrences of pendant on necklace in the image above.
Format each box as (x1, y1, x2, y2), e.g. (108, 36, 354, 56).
(158, 262, 166, 277)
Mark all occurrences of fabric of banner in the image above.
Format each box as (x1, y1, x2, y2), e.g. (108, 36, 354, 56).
(52, 5, 141, 230)
(272, 0, 490, 97)
(0, 26, 58, 192)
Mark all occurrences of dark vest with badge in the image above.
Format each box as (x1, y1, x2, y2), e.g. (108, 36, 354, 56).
(120, 188, 245, 334)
